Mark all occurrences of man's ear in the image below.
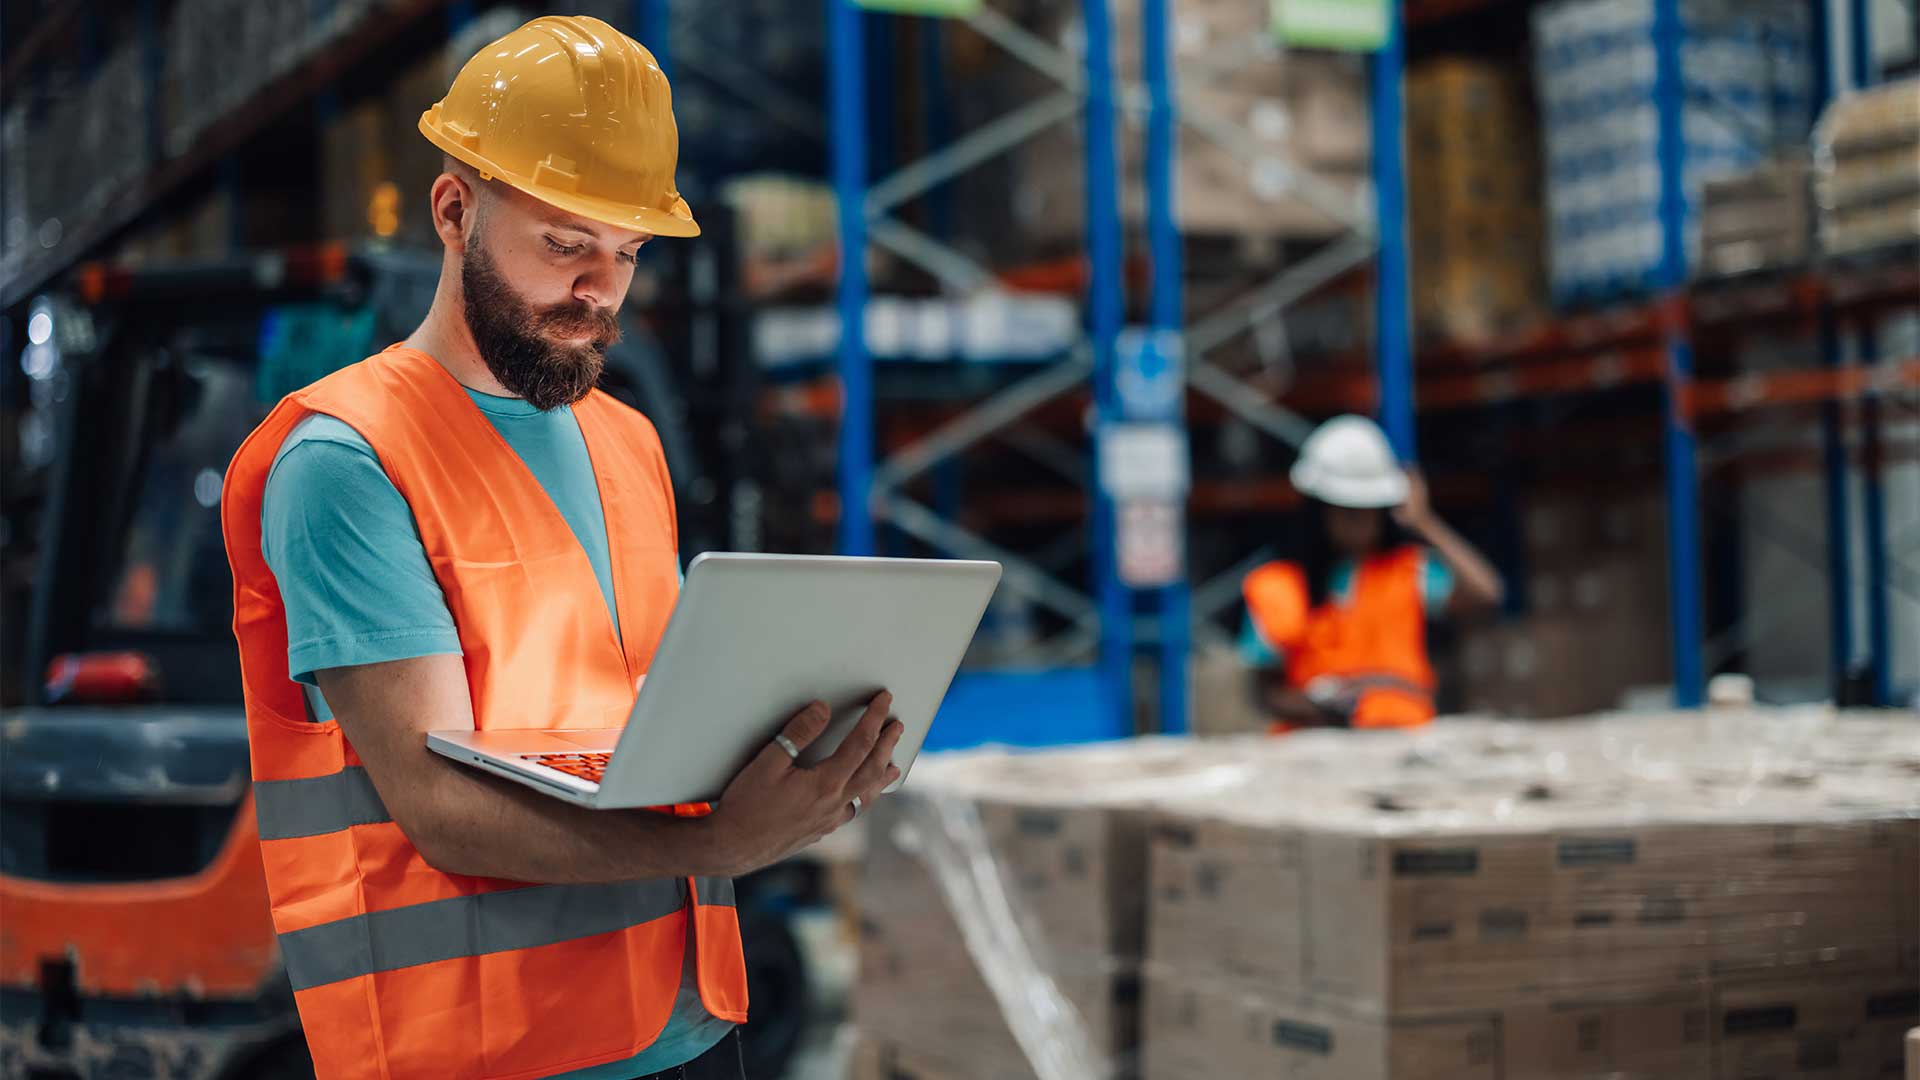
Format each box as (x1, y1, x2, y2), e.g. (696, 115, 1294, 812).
(430, 172, 475, 253)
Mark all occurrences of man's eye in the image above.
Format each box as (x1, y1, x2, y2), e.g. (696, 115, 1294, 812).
(617, 250, 639, 265)
(544, 238, 584, 256)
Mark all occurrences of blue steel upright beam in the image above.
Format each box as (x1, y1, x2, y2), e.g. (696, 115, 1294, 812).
(1371, 1, 1414, 460)
(1819, 310, 1855, 690)
(635, 0, 669, 74)
(1809, 0, 1854, 695)
(1652, 0, 1704, 706)
(1848, 0, 1891, 705)
(831, 0, 875, 556)
(1847, 0, 1873, 92)
(1142, 0, 1187, 735)
(1859, 327, 1890, 704)
(1083, 0, 1132, 736)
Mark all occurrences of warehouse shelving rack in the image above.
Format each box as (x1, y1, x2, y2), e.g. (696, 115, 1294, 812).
(5, 0, 1910, 721)
(828, 0, 1915, 735)
(1393, 0, 1916, 706)
(826, 0, 1423, 741)
(829, 0, 1152, 745)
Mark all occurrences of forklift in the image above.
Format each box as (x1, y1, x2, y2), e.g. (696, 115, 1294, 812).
(0, 225, 816, 1079)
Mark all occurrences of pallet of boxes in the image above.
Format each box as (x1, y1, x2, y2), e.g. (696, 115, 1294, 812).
(850, 739, 1258, 1079)
(1143, 712, 1919, 1079)
(852, 710, 1918, 1078)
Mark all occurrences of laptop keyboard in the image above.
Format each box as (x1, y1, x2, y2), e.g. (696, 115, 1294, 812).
(524, 752, 611, 785)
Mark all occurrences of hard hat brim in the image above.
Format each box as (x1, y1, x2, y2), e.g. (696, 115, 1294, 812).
(1289, 461, 1409, 509)
(420, 113, 702, 239)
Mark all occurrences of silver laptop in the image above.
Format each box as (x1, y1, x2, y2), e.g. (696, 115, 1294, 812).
(426, 552, 1001, 808)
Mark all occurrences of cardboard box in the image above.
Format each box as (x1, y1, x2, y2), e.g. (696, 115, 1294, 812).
(1003, 40, 1371, 249)
(1189, 644, 1268, 737)
(1150, 804, 1914, 1015)
(1147, 816, 1306, 987)
(1714, 974, 1920, 1079)
(1142, 971, 1500, 1080)
(1142, 970, 1709, 1080)
(1405, 58, 1546, 343)
(1148, 817, 1719, 1012)
(856, 901, 1134, 1080)
(1707, 819, 1913, 983)
(854, 743, 1231, 1077)
(1526, 559, 1668, 622)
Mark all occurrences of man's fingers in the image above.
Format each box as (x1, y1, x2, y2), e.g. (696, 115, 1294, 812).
(853, 764, 903, 816)
(842, 719, 903, 799)
(750, 700, 829, 772)
(818, 691, 892, 787)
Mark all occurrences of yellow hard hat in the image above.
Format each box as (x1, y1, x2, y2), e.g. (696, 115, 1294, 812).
(418, 15, 699, 238)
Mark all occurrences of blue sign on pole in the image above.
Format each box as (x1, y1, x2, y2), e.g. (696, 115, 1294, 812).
(1116, 327, 1185, 422)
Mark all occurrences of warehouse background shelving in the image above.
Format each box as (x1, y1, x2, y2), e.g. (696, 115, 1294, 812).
(2, 0, 1916, 728)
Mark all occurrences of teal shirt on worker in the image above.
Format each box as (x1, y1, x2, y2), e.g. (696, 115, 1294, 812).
(1238, 552, 1456, 666)
(258, 383, 729, 1080)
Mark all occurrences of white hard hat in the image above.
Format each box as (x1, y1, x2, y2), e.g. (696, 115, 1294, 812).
(1289, 414, 1409, 509)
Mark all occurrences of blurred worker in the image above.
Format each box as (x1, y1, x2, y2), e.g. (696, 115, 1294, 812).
(1241, 415, 1504, 730)
(220, 17, 900, 1080)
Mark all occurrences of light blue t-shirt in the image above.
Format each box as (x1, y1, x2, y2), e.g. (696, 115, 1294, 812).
(1238, 551, 1455, 666)
(258, 384, 729, 1079)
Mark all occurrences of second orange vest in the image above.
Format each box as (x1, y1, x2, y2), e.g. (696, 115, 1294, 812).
(221, 347, 747, 1079)
(1242, 545, 1437, 729)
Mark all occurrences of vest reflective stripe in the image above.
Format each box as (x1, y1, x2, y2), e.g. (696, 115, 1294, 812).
(692, 876, 735, 907)
(222, 348, 748, 1079)
(1244, 546, 1436, 729)
(253, 766, 391, 840)
(280, 879, 689, 991)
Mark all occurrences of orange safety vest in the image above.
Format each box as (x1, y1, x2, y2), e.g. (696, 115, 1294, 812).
(1242, 545, 1436, 729)
(220, 346, 747, 1079)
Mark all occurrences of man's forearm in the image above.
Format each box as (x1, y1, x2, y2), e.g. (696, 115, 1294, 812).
(315, 657, 743, 884)
(401, 756, 733, 882)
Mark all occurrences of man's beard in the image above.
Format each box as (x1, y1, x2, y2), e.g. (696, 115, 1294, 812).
(461, 239, 622, 412)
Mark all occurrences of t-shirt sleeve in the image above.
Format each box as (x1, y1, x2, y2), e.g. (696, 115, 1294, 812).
(259, 420, 462, 701)
(1238, 611, 1282, 666)
(1419, 548, 1457, 613)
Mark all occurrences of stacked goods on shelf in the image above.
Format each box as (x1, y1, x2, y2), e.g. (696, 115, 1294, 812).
(942, 0, 1369, 262)
(1142, 712, 1920, 1079)
(1814, 78, 1920, 257)
(1462, 491, 1671, 717)
(3, 42, 150, 277)
(322, 11, 527, 248)
(318, 51, 450, 247)
(1532, 0, 1815, 306)
(721, 175, 838, 268)
(1406, 59, 1548, 345)
(853, 739, 1258, 1079)
(1698, 154, 1814, 277)
(853, 712, 1918, 1078)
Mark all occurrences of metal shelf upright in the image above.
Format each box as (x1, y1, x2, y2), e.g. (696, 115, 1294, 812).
(821, 0, 1419, 740)
(828, 0, 1173, 745)
(1152, 12, 1412, 674)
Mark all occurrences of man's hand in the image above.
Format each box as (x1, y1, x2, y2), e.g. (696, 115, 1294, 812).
(701, 691, 903, 877)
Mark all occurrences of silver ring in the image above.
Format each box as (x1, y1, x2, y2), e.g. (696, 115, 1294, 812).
(773, 733, 800, 761)
(849, 795, 863, 818)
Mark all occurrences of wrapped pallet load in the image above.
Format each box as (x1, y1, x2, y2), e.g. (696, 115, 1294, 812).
(854, 709, 1919, 1079)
